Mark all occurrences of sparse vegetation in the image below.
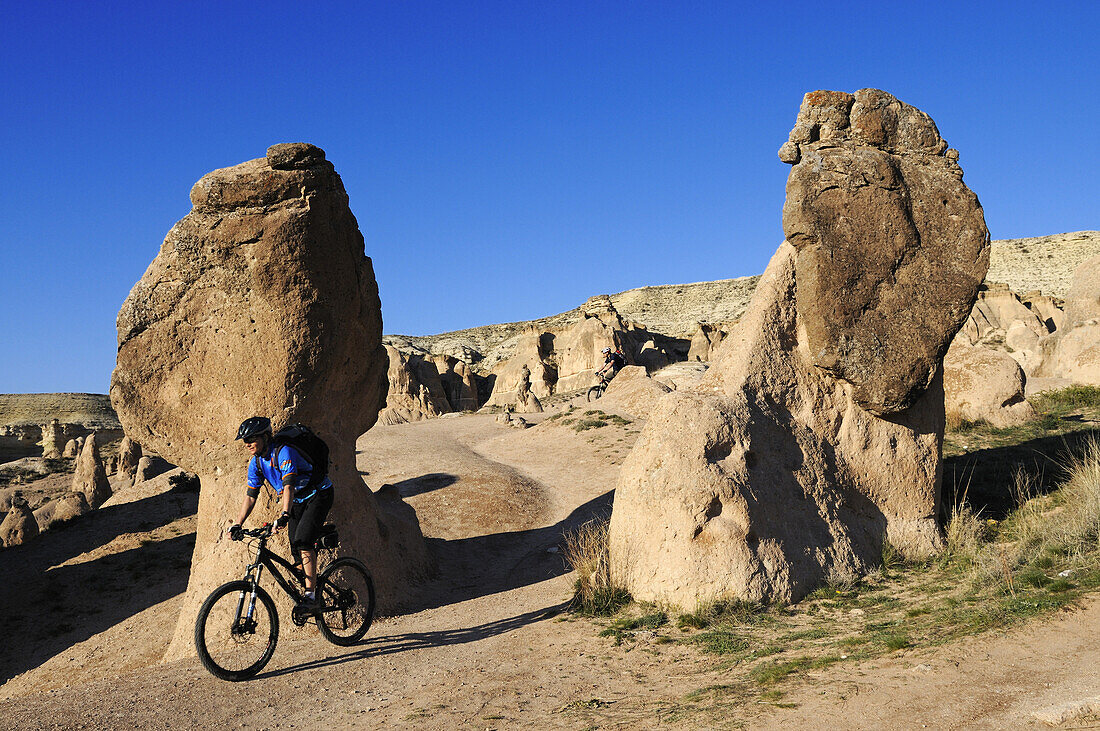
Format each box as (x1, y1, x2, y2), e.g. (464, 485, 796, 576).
(562, 517, 630, 616)
(554, 408, 632, 432)
(1033, 384, 1100, 411)
(578, 433, 1100, 712)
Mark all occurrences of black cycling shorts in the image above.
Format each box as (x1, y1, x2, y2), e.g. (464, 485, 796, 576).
(289, 487, 334, 551)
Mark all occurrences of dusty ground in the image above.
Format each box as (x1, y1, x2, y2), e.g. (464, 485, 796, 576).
(4, 408, 1100, 729)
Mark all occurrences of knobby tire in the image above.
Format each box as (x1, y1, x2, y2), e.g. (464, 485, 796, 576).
(316, 557, 375, 646)
(194, 580, 279, 681)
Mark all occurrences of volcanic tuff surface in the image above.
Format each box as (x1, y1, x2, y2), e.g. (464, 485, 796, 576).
(110, 142, 430, 660)
(385, 232, 1099, 371)
(609, 88, 988, 606)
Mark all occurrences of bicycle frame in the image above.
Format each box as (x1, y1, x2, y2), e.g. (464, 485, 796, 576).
(243, 534, 306, 604)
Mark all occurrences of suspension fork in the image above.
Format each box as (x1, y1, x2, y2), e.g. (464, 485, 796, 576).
(237, 542, 267, 625)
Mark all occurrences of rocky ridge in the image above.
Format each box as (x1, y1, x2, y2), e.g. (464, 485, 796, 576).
(385, 232, 1099, 376)
(0, 394, 121, 430)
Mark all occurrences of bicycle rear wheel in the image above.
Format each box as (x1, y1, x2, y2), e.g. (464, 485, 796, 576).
(194, 580, 279, 681)
(316, 557, 375, 646)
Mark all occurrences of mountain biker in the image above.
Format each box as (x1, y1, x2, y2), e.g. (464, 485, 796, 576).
(595, 346, 626, 384)
(227, 416, 333, 611)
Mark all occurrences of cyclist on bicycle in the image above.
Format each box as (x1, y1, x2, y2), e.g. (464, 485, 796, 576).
(596, 346, 626, 384)
(227, 416, 333, 611)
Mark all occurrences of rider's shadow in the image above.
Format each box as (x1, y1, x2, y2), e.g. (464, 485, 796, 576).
(255, 601, 567, 679)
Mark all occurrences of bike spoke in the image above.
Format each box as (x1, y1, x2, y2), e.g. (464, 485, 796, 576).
(316, 559, 374, 645)
(196, 584, 278, 679)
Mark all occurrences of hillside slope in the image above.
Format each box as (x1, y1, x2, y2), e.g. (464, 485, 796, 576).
(0, 393, 120, 429)
(386, 231, 1100, 366)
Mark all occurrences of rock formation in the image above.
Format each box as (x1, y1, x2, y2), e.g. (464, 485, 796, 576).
(486, 328, 556, 405)
(780, 89, 989, 414)
(378, 345, 451, 425)
(133, 455, 157, 484)
(72, 432, 111, 508)
(33, 492, 90, 531)
(40, 419, 65, 459)
(1035, 254, 1100, 385)
(110, 143, 431, 660)
(687, 323, 730, 362)
(432, 355, 480, 412)
(0, 424, 42, 462)
(376, 346, 481, 426)
(598, 366, 672, 419)
(954, 282, 1058, 374)
(62, 439, 79, 458)
(554, 298, 630, 392)
(944, 341, 1034, 427)
(117, 436, 142, 484)
(513, 364, 544, 414)
(609, 89, 989, 607)
(0, 497, 39, 547)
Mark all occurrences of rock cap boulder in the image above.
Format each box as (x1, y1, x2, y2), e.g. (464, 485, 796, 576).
(780, 88, 990, 414)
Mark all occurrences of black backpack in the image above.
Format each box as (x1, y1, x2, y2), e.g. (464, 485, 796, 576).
(272, 423, 330, 489)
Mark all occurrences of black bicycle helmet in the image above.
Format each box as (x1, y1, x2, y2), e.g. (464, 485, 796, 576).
(236, 416, 271, 441)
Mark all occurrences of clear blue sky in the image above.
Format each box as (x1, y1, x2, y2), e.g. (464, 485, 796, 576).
(1, 1, 1096, 393)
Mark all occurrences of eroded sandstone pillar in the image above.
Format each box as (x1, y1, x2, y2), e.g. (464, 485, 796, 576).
(111, 143, 431, 660)
(609, 90, 989, 607)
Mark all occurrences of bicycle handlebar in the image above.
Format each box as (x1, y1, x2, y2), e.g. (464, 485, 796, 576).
(243, 523, 273, 539)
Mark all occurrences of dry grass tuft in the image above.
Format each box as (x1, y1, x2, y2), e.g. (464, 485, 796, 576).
(562, 517, 630, 615)
(824, 564, 860, 592)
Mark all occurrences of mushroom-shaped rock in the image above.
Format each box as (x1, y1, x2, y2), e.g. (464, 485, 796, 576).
(1, 498, 39, 547)
(513, 364, 544, 414)
(110, 143, 431, 661)
(40, 419, 65, 459)
(609, 90, 989, 608)
(72, 432, 111, 509)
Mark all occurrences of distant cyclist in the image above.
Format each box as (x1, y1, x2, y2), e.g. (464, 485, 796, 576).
(227, 417, 333, 612)
(596, 346, 626, 384)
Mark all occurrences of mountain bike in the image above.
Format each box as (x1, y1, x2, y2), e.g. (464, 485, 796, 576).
(194, 522, 375, 681)
(587, 373, 613, 401)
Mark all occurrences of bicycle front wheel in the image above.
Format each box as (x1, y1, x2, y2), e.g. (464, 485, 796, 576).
(194, 580, 279, 681)
(586, 385, 604, 401)
(316, 557, 375, 646)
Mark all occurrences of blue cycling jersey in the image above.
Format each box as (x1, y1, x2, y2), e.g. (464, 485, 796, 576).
(247, 444, 332, 502)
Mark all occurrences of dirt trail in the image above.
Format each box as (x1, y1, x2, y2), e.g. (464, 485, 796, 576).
(4, 413, 1100, 729)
